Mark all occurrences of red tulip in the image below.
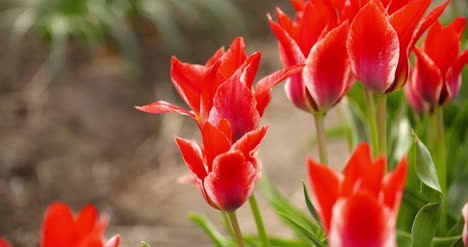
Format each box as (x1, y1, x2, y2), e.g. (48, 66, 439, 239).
(0, 238, 11, 247)
(405, 69, 429, 114)
(307, 143, 407, 247)
(176, 120, 267, 211)
(136, 37, 302, 141)
(463, 202, 468, 246)
(411, 18, 468, 106)
(268, 1, 353, 114)
(41, 202, 120, 247)
(347, 0, 449, 94)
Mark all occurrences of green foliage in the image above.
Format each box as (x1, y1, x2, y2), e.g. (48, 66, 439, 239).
(260, 177, 325, 247)
(190, 215, 227, 247)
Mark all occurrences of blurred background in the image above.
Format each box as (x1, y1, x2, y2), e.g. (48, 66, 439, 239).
(0, 0, 466, 246)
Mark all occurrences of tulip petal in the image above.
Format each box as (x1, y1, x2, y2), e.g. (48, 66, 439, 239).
(232, 126, 268, 159)
(382, 156, 408, 214)
(409, 0, 450, 51)
(443, 49, 468, 104)
(423, 19, 466, 74)
(209, 75, 260, 141)
(405, 74, 429, 114)
(342, 143, 386, 198)
(240, 52, 262, 89)
(134, 101, 196, 121)
(0, 238, 12, 247)
(328, 192, 396, 247)
(200, 122, 232, 168)
(76, 205, 106, 238)
(268, 14, 306, 67)
(291, 0, 306, 11)
(385, 0, 431, 92)
(307, 157, 343, 231)
(205, 47, 225, 67)
(413, 47, 443, 105)
(389, 0, 430, 52)
(275, 7, 300, 43)
(219, 37, 248, 78)
(104, 235, 121, 247)
(348, 1, 400, 93)
(204, 151, 259, 211)
(463, 202, 467, 246)
(299, 0, 337, 56)
(175, 137, 208, 180)
(255, 65, 304, 116)
(303, 22, 350, 112)
(170, 57, 205, 113)
(41, 202, 78, 247)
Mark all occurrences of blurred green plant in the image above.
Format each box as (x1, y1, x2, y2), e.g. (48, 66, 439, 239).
(0, 0, 245, 75)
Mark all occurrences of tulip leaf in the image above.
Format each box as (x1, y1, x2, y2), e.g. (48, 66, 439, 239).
(141, 242, 151, 247)
(397, 231, 412, 247)
(278, 212, 325, 247)
(411, 132, 442, 194)
(432, 236, 463, 247)
(243, 235, 305, 247)
(190, 214, 226, 247)
(301, 182, 322, 228)
(448, 238, 465, 247)
(411, 203, 441, 247)
(447, 174, 468, 216)
(260, 177, 323, 244)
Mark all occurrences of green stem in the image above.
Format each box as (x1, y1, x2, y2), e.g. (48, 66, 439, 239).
(222, 211, 236, 241)
(364, 88, 379, 157)
(228, 211, 246, 247)
(248, 195, 271, 247)
(434, 107, 447, 234)
(376, 94, 387, 156)
(314, 114, 328, 164)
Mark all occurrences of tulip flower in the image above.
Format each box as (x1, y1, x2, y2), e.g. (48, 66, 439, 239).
(347, 0, 449, 94)
(136, 37, 302, 141)
(464, 202, 468, 246)
(176, 120, 267, 211)
(404, 69, 430, 114)
(410, 18, 468, 106)
(0, 238, 11, 247)
(307, 143, 407, 247)
(268, 1, 353, 114)
(41, 202, 120, 247)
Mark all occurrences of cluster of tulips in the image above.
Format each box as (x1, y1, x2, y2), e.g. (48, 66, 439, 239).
(2, 0, 468, 246)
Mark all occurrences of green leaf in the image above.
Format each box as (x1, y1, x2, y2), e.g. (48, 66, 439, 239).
(141, 241, 151, 247)
(433, 236, 463, 247)
(243, 235, 305, 247)
(190, 214, 226, 247)
(411, 203, 442, 247)
(447, 174, 468, 216)
(260, 177, 323, 245)
(411, 132, 442, 194)
(278, 213, 325, 247)
(397, 231, 412, 247)
(302, 182, 322, 228)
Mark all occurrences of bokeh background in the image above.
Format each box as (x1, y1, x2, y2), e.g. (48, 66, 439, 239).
(0, 0, 466, 246)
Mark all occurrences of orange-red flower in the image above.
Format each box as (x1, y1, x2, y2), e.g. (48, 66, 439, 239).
(136, 37, 302, 141)
(404, 69, 430, 114)
(0, 238, 11, 247)
(41, 202, 120, 247)
(307, 143, 407, 247)
(347, 0, 449, 94)
(463, 202, 468, 246)
(268, 0, 353, 114)
(176, 120, 267, 211)
(410, 18, 468, 106)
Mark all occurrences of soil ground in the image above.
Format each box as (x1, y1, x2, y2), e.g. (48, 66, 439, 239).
(0, 32, 349, 247)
